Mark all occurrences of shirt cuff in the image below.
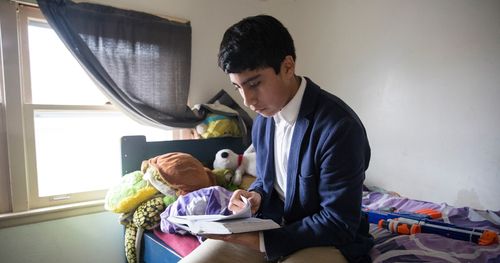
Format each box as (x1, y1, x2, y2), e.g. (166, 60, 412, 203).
(259, 231, 266, 252)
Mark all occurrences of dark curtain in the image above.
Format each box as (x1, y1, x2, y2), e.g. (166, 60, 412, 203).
(37, 0, 203, 128)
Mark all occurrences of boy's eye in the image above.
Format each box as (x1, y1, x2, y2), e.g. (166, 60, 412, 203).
(248, 81, 260, 88)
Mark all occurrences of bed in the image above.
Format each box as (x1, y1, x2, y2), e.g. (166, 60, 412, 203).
(121, 135, 500, 263)
(121, 135, 246, 262)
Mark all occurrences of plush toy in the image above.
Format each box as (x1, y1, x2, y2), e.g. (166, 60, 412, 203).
(122, 195, 180, 263)
(104, 170, 158, 213)
(106, 152, 220, 263)
(141, 160, 177, 197)
(124, 195, 176, 263)
(213, 145, 256, 186)
(211, 168, 239, 191)
(196, 113, 241, 139)
(143, 152, 216, 196)
(193, 104, 243, 139)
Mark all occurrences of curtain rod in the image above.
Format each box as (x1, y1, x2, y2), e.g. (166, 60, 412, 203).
(10, 0, 190, 24)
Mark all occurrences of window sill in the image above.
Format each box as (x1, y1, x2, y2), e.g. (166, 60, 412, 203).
(0, 200, 105, 228)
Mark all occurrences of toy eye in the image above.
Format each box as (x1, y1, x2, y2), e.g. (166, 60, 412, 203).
(221, 152, 229, 158)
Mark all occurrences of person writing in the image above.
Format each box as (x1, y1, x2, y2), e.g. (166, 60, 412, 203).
(180, 14, 373, 263)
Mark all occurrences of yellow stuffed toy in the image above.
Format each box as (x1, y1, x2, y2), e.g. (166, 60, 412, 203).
(193, 103, 243, 139)
(104, 171, 158, 213)
(196, 113, 241, 139)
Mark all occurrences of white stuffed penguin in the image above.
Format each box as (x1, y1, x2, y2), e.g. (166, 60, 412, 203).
(213, 145, 256, 185)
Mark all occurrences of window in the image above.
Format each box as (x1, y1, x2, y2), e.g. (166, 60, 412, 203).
(0, 4, 183, 225)
(0, 35, 10, 214)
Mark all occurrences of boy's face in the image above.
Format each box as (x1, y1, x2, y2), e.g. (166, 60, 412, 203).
(229, 56, 297, 117)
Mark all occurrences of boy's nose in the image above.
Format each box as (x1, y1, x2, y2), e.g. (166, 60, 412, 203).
(241, 88, 256, 108)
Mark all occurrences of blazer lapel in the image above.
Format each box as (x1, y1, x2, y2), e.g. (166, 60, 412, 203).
(263, 117, 277, 202)
(284, 117, 309, 213)
(283, 78, 317, 213)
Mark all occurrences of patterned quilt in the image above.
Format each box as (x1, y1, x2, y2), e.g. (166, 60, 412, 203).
(363, 190, 500, 262)
(155, 187, 500, 262)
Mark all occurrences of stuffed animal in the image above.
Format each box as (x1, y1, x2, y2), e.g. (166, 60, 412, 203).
(196, 113, 241, 139)
(105, 171, 177, 263)
(143, 152, 216, 196)
(124, 195, 176, 263)
(104, 170, 158, 214)
(213, 145, 256, 186)
(105, 152, 219, 263)
(210, 168, 239, 191)
(193, 103, 243, 139)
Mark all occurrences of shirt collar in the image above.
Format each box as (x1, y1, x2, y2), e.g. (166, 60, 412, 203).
(274, 76, 306, 126)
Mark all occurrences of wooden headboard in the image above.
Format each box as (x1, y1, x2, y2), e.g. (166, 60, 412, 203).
(120, 135, 246, 175)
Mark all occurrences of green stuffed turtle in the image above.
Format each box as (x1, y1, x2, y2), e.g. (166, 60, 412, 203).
(124, 195, 176, 263)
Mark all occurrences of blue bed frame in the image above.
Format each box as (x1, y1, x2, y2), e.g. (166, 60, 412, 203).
(120, 135, 246, 263)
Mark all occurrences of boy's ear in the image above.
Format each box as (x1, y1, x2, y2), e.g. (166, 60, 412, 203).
(281, 55, 296, 76)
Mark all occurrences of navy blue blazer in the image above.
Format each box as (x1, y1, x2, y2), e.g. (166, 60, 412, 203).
(249, 77, 373, 262)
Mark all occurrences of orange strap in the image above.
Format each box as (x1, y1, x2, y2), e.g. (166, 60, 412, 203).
(410, 224, 421, 234)
(414, 208, 442, 219)
(378, 219, 385, 229)
(396, 223, 410, 235)
(479, 230, 499, 246)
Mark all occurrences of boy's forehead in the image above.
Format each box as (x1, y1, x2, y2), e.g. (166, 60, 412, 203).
(229, 67, 273, 85)
(229, 70, 258, 83)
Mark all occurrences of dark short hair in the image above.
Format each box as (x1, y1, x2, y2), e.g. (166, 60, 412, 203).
(218, 15, 296, 74)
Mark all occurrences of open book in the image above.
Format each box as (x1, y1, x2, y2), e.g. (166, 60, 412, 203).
(166, 197, 280, 235)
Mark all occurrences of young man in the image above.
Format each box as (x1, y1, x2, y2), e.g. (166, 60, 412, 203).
(180, 15, 373, 263)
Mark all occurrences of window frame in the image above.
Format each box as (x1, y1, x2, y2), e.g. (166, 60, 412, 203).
(0, 3, 187, 228)
(1, 0, 30, 215)
(18, 5, 120, 209)
(0, 3, 109, 227)
(0, 18, 11, 214)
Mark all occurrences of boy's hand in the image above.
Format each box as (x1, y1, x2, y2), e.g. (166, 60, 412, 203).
(229, 189, 262, 215)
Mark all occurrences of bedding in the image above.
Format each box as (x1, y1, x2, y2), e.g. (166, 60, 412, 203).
(144, 188, 500, 263)
(363, 190, 500, 262)
(120, 136, 500, 262)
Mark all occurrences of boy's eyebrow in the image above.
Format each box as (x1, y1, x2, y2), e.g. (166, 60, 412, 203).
(232, 74, 261, 87)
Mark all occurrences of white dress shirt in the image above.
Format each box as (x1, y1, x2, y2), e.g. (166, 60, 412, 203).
(273, 76, 306, 200)
(259, 76, 306, 252)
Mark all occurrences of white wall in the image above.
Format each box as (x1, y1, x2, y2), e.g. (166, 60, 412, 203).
(263, 0, 500, 210)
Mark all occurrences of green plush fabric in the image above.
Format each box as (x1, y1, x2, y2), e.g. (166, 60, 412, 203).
(212, 168, 239, 191)
(104, 170, 158, 213)
(163, 195, 177, 206)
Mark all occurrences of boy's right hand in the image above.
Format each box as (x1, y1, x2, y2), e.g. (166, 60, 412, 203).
(229, 189, 261, 215)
